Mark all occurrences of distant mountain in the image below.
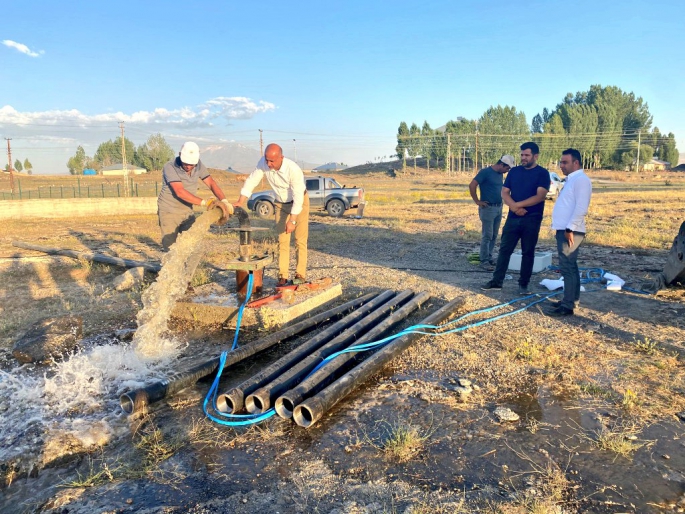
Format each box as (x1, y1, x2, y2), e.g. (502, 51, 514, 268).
(199, 143, 262, 173)
(200, 142, 319, 172)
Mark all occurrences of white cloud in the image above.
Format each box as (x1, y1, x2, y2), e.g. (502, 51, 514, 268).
(0, 97, 276, 128)
(2, 39, 44, 58)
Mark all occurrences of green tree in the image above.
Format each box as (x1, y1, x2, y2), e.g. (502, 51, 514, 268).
(408, 122, 421, 171)
(67, 145, 88, 175)
(94, 137, 136, 167)
(535, 113, 566, 168)
(420, 121, 434, 172)
(396, 121, 409, 169)
(655, 131, 679, 167)
(477, 105, 529, 166)
(444, 118, 477, 172)
(134, 133, 174, 171)
(14, 159, 23, 172)
(23, 158, 32, 171)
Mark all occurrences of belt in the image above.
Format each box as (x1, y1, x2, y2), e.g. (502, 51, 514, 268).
(274, 191, 307, 205)
(486, 203, 502, 207)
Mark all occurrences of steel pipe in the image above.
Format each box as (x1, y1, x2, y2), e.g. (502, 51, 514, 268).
(216, 290, 395, 414)
(275, 291, 430, 419)
(293, 297, 465, 428)
(119, 292, 377, 414)
(245, 289, 415, 414)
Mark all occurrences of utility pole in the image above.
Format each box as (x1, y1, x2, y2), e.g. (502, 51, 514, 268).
(259, 129, 263, 155)
(635, 130, 641, 173)
(293, 139, 298, 167)
(5, 138, 15, 194)
(119, 122, 130, 196)
(446, 133, 451, 176)
(474, 123, 479, 172)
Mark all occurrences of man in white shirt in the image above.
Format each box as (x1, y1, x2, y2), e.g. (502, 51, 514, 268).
(234, 144, 310, 286)
(547, 148, 592, 317)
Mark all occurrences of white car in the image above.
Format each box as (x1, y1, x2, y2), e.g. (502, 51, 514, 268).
(547, 172, 565, 199)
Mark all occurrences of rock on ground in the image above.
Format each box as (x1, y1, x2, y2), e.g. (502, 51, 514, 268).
(12, 316, 82, 364)
(112, 266, 146, 291)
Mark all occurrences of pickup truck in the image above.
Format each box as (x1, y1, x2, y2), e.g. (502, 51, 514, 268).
(247, 175, 364, 218)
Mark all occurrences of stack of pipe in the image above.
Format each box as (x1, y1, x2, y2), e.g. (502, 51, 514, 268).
(120, 292, 377, 414)
(216, 290, 464, 428)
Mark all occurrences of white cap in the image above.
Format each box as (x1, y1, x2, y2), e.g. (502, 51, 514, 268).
(500, 154, 515, 168)
(180, 142, 200, 165)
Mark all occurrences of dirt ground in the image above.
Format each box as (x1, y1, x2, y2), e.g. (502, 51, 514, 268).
(1, 170, 684, 513)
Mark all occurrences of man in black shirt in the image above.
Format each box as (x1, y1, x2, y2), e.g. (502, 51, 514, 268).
(481, 142, 550, 294)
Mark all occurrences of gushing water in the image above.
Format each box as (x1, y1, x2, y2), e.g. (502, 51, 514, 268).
(133, 210, 219, 359)
(0, 210, 220, 466)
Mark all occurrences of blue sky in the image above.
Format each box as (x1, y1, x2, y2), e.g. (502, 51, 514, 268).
(1, 0, 683, 174)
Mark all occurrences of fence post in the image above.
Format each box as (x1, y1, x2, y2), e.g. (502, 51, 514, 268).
(78, 177, 81, 197)
(38, 187, 41, 199)
(87, 185, 90, 198)
(50, 186, 52, 198)
(117, 183, 120, 197)
(18, 179, 22, 199)
(135, 183, 139, 196)
(102, 184, 105, 197)
(155, 182, 158, 196)
(61, 186, 63, 198)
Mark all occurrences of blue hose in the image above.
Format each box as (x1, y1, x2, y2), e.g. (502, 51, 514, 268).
(203, 265, 639, 427)
(203, 273, 279, 426)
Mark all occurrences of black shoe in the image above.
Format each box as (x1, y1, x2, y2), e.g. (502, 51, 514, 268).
(481, 281, 502, 291)
(277, 277, 289, 287)
(517, 285, 530, 295)
(547, 306, 574, 317)
(547, 300, 562, 308)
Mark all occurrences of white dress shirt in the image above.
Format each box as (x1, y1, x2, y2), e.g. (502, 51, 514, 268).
(241, 157, 306, 216)
(551, 169, 592, 232)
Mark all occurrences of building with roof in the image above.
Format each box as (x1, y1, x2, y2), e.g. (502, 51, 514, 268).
(101, 164, 147, 176)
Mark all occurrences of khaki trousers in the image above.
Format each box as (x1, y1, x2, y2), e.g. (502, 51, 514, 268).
(159, 209, 195, 251)
(274, 193, 309, 279)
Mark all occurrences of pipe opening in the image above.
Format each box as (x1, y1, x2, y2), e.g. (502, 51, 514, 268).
(293, 405, 313, 427)
(246, 395, 263, 414)
(216, 394, 234, 413)
(120, 394, 134, 414)
(275, 397, 294, 418)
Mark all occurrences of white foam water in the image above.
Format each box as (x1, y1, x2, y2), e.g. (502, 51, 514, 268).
(0, 210, 220, 464)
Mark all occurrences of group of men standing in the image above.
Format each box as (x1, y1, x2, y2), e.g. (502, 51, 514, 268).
(157, 139, 592, 318)
(471, 142, 592, 317)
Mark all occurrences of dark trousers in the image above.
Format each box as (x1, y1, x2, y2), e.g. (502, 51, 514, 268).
(492, 215, 543, 287)
(555, 230, 585, 310)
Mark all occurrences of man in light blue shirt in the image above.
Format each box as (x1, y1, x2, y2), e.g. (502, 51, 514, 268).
(547, 148, 592, 317)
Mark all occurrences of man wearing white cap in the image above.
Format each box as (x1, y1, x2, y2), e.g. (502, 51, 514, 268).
(157, 141, 230, 251)
(469, 155, 514, 270)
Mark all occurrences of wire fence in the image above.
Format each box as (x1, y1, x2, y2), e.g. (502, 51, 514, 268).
(1, 180, 162, 201)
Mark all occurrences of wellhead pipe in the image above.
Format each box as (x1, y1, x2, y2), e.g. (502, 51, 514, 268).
(244, 289, 415, 414)
(293, 297, 465, 428)
(119, 292, 377, 414)
(275, 291, 430, 419)
(215, 290, 394, 414)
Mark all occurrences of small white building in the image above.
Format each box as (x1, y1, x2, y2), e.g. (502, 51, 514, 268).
(101, 163, 147, 176)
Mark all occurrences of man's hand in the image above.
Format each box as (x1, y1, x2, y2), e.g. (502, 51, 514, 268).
(476, 200, 489, 207)
(285, 220, 296, 234)
(514, 207, 527, 216)
(565, 230, 574, 247)
(233, 195, 248, 210)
